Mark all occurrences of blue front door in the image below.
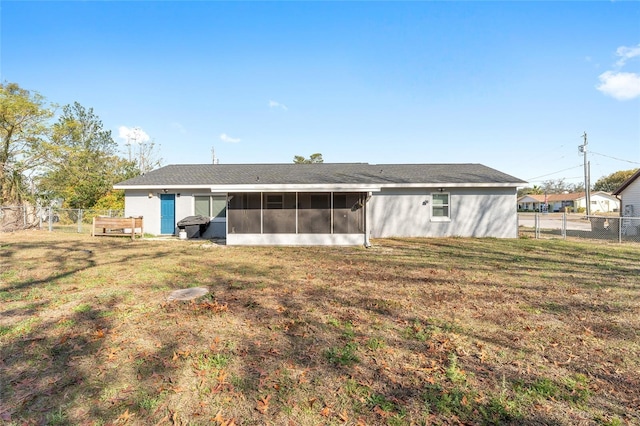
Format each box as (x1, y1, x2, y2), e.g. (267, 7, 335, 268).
(160, 194, 175, 234)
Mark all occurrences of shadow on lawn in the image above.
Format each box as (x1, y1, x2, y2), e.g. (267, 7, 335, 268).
(0, 298, 186, 424)
(0, 237, 179, 424)
(2, 236, 638, 424)
(216, 242, 639, 425)
(0, 295, 115, 422)
(198, 266, 568, 423)
(0, 238, 172, 293)
(405, 239, 639, 285)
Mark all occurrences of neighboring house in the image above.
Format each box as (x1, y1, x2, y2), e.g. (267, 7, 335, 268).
(613, 169, 640, 235)
(114, 163, 526, 245)
(518, 192, 619, 213)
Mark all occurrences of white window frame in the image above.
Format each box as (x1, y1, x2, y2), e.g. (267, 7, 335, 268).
(194, 194, 227, 221)
(431, 192, 451, 222)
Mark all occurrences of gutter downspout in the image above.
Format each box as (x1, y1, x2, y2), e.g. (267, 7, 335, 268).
(364, 192, 372, 248)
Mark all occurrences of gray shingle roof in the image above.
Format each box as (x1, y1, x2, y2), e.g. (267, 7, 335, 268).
(114, 163, 526, 187)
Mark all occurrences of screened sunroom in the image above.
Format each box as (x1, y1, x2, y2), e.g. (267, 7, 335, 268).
(226, 191, 368, 245)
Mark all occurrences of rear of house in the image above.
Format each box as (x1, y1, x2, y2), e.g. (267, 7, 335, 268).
(114, 163, 526, 245)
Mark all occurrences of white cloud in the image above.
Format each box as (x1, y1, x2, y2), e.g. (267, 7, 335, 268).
(118, 126, 150, 143)
(220, 133, 241, 143)
(596, 44, 640, 101)
(268, 100, 288, 110)
(596, 71, 640, 101)
(615, 44, 640, 67)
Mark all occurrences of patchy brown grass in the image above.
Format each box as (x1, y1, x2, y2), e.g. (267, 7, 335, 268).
(0, 231, 638, 426)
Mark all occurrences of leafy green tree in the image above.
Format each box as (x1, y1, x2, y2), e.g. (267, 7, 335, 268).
(593, 169, 639, 192)
(92, 190, 125, 211)
(0, 82, 53, 203)
(293, 153, 323, 164)
(39, 102, 137, 209)
(518, 185, 544, 197)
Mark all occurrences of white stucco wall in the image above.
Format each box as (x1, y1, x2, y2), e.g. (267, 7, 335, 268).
(125, 186, 520, 240)
(367, 187, 519, 238)
(123, 190, 158, 233)
(124, 189, 226, 236)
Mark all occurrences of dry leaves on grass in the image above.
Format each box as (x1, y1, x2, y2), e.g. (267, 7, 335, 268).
(116, 408, 134, 423)
(191, 300, 229, 314)
(2, 233, 639, 426)
(212, 410, 236, 426)
(256, 394, 271, 414)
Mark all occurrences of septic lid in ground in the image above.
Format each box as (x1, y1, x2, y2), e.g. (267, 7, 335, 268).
(167, 287, 209, 301)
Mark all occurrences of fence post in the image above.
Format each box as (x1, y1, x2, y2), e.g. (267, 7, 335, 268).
(48, 206, 53, 232)
(77, 209, 83, 233)
(562, 212, 566, 239)
(534, 213, 539, 239)
(619, 216, 623, 243)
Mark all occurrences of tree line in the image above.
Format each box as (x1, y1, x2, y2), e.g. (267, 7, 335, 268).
(0, 82, 159, 210)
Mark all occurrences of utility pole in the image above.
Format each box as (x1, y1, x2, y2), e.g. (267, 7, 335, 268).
(579, 132, 591, 216)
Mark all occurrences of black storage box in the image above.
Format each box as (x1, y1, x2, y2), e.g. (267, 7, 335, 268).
(177, 215, 210, 238)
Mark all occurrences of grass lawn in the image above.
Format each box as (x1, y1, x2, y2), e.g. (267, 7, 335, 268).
(1, 231, 638, 425)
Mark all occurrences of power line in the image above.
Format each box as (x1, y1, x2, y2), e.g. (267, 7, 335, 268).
(526, 164, 583, 182)
(527, 175, 584, 184)
(590, 151, 640, 165)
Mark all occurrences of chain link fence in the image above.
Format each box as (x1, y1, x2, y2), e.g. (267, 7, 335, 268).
(1, 205, 124, 234)
(518, 213, 640, 243)
(4, 206, 640, 243)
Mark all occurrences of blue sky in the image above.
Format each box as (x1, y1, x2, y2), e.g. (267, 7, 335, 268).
(2, 1, 639, 187)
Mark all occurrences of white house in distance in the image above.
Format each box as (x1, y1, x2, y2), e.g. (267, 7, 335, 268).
(114, 163, 526, 245)
(517, 192, 620, 213)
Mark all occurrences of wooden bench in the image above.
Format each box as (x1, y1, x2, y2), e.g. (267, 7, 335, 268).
(92, 216, 144, 240)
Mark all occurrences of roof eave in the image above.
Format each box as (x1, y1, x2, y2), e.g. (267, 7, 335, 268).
(211, 184, 383, 192)
(113, 184, 214, 190)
